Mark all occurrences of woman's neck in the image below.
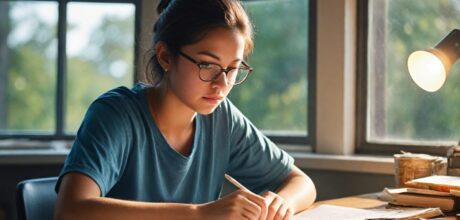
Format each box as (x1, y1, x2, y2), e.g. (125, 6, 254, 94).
(147, 85, 196, 135)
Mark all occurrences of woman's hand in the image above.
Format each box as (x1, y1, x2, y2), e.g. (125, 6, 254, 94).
(262, 191, 295, 220)
(197, 190, 268, 220)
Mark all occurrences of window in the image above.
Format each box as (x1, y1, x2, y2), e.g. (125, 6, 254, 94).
(0, 1, 137, 140)
(232, 0, 315, 144)
(357, 0, 460, 155)
(0, 0, 313, 146)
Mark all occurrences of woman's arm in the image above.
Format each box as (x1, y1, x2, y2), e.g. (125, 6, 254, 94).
(276, 165, 317, 212)
(262, 165, 316, 219)
(55, 172, 269, 220)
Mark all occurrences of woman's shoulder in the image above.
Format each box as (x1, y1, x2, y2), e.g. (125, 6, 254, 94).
(87, 83, 150, 117)
(77, 84, 152, 136)
(97, 83, 146, 100)
(92, 83, 147, 105)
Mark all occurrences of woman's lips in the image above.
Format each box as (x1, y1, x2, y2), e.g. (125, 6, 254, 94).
(203, 96, 223, 105)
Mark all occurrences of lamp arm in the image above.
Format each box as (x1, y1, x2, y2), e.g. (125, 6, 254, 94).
(434, 29, 460, 66)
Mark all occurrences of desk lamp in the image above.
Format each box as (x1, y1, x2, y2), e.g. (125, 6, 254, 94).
(407, 29, 460, 92)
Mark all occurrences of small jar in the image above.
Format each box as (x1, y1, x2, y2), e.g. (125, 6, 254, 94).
(394, 152, 446, 187)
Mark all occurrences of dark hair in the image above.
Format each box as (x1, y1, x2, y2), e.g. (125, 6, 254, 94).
(145, 0, 254, 84)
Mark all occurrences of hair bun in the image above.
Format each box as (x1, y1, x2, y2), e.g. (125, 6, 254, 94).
(157, 0, 173, 14)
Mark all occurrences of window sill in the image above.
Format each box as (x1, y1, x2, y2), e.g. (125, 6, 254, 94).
(291, 152, 393, 174)
(0, 148, 69, 165)
(280, 144, 394, 175)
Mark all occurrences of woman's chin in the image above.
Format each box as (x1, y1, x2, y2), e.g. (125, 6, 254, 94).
(197, 107, 218, 115)
(196, 104, 221, 115)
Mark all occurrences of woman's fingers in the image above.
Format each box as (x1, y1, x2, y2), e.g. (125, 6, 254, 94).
(240, 195, 262, 219)
(222, 190, 266, 220)
(223, 189, 297, 220)
(274, 203, 289, 220)
(266, 196, 283, 220)
(282, 207, 294, 220)
(263, 191, 295, 220)
(239, 190, 268, 220)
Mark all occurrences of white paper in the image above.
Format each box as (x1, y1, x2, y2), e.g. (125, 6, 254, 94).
(294, 205, 375, 220)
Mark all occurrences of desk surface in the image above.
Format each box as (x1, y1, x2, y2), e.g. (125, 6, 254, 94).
(311, 193, 457, 220)
(314, 193, 386, 209)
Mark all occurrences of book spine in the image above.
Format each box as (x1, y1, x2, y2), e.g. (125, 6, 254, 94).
(429, 185, 452, 192)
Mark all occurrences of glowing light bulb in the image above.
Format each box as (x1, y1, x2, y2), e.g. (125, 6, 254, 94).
(408, 50, 447, 92)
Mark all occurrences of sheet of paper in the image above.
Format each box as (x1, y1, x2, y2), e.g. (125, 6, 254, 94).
(293, 205, 375, 220)
(294, 204, 443, 220)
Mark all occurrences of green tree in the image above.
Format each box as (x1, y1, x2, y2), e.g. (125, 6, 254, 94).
(6, 2, 56, 132)
(230, 0, 309, 133)
(0, 2, 10, 130)
(66, 11, 134, 132)
(2, 2, 135, 134)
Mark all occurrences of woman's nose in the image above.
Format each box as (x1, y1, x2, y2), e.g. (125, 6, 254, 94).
(211, 72, 230, 88)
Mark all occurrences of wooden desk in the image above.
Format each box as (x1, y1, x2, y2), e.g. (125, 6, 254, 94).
(313, 193, 386, 209)
(308, 193, 457, 220)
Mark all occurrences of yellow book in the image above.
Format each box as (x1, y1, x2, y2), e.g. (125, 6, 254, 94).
(405, 175, 460, 192)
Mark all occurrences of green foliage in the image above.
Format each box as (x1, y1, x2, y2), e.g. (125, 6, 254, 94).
(65, 13, 134, 132)
(3, 3, 134, 134)
(6, 4, 56, 132)
(230, 0, 308, 133)
(8, 42, 56, 132)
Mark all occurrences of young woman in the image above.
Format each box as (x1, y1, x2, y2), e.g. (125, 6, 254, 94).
(54, 0, 316, 219)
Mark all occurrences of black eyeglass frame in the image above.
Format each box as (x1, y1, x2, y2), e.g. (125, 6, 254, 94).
(177, 51, 253, 85)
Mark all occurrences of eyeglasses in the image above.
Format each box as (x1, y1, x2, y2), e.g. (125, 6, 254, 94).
(178, 51, 253, 85)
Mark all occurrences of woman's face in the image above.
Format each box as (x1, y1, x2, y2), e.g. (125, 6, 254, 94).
(167, 27, 246, 115)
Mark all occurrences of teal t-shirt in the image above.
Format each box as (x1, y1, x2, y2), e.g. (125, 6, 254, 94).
(56, 83, 294, 203)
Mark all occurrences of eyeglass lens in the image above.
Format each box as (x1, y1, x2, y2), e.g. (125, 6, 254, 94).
(199, 64, 249, 84)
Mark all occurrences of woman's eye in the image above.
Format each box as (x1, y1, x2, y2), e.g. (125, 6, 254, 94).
(199, 63, 213, 69)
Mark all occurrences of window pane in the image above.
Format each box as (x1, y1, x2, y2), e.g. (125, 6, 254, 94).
(231, 0, 309, 135)
(367, 0, 460, 144)
(0, 1, 57, 134)
(66, 3, 135, 133)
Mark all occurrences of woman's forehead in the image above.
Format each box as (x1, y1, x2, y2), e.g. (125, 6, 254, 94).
(184, 28, 246, 59)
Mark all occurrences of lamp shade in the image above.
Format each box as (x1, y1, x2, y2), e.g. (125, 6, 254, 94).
(408, 50, 447, 92)
(407, 29, 460, 92)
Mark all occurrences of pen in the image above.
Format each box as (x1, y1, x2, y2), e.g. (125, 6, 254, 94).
(225, 174, 250, 192)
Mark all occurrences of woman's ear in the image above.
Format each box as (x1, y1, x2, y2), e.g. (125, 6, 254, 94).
(155, 42, 171, 72)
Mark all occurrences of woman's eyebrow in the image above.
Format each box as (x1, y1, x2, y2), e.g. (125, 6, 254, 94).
(196, 51, 242, 63)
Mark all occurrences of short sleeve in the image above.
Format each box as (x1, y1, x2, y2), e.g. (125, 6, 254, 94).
(55, 98, 131, 196)
(225, 100, 294, 194)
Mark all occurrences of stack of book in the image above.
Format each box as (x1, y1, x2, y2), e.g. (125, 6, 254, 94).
(381, 175, 460, 212)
